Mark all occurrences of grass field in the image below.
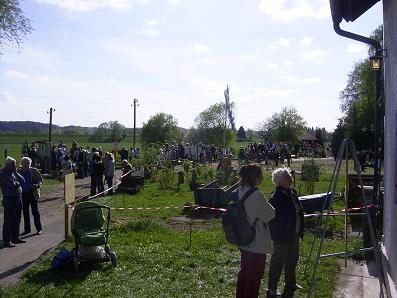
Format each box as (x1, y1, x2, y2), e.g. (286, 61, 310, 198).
(0, 133, 141, 168)
(0, 157, 365, 298)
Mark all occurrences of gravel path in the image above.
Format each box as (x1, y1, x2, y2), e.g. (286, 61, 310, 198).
(0, 171, 121, 287)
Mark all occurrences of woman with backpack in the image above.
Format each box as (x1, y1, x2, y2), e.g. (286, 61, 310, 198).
(236, 164, 275, 298)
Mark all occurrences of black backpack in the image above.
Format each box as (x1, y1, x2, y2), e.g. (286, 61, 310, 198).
(222, 188, 258, 245)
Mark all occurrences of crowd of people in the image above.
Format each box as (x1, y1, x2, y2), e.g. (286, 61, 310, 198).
(5, 138, 323, 296)
(157, 142, 227, 163)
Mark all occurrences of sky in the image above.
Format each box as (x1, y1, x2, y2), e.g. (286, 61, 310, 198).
(0, 0, 383, 131)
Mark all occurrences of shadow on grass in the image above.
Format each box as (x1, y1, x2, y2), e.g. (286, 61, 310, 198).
(24, 264, 103, 286)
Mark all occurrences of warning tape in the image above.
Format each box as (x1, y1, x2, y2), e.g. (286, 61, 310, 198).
(65, 169, 134, 207)
(304, 204, 378, 218)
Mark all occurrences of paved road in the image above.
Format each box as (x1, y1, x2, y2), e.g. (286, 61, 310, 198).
(0, 173, 119, 287)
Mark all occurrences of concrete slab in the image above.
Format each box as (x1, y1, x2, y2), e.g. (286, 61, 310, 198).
(334, 259, 383, 298)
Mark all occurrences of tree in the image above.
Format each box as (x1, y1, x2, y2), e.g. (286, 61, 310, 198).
(338, 25, 383, 150)
(259, 106, 306, 144)
(331, 119, 347, 157)
(141, 113, 181, 144)
(194, 102, 234, 148)
(0, 0, 32, 53)
(89, 121, 127, 143)
(237, 126, 246, 141)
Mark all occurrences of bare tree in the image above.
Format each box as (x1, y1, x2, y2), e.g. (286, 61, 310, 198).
(0, 0, 32, 53)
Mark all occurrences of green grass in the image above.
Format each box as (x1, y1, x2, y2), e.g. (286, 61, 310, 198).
(0, 133, 141, 167)
(0, 159, 366, 297)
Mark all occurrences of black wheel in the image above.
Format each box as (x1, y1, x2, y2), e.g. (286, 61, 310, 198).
(73, 256, 79, 272)
(105, 244, 110, 255)
(110, 251, 117, 268)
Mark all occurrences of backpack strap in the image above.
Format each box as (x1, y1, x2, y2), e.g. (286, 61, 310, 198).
(240, 187, 258, 204)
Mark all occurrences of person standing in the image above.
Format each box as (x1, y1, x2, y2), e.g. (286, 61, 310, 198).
(89, 152, 105, 196)
(19, 157, 43, 236)
(236, 164, 275, 298)
(0, 157, 26, 247)
(267, 168, 304, 297)
(103, 152, 115, 195)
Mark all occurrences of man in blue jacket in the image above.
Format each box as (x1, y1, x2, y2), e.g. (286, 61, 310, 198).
(0, 157, 26, 247)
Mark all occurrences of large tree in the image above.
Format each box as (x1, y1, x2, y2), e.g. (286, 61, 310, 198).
(89, 121, 127, 143)
(194, 102, 234, 148)
(259, 106, 306, 144)
(0, 0, 32, 53)
(141, 113, 181, 144)
(337, 25, 383, 150)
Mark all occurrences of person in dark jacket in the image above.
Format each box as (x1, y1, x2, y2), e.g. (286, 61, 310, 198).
(267, 168, 304, 298)
(0, 157, 26, 247)
(89, 152, 105, 196)
(19, 157, 43, 236)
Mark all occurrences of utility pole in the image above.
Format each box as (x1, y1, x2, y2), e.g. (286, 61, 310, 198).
(131, 99, 139, 149)
(47, 107, 55, 175)
(47, 107, 55, 142)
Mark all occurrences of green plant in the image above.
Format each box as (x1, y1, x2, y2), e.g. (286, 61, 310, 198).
(183, 160, 191, 181)
(158, 161, 175, 190)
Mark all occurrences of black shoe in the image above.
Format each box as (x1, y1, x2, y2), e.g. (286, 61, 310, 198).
(284, 284, 303, 292)
(20, 231, 31, 236)
(4, 242, 15, 248)
(13, 239, 26, 244)
(266, 290, 280, 298)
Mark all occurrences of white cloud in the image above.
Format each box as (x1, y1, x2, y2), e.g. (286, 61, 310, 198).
(36, 0, 132, 11)
(265, 62, 279, 69)
(280, 75, 321, 84)
(270, 38, 291, 50)
(170, 0, 181, 4)
(253, 87, 298, 98)
(299, 36, 313, 47)
(145, 19, 159, 27)
(0, 91, 15, 103)
(346, 43, 367, 53)
(280, 75, 297, 83)
(259, 0, 330, 22)
(185, 44, 211, 53)
(301, 48, 328, 61)
(142, 28, 158, 36)
(302, 77, 321, 84)
(4, 70, 28, 80)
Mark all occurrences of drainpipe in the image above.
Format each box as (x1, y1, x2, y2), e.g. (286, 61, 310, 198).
(333, 22, 383, 207)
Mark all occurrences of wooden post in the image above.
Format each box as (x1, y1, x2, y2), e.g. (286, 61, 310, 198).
(64, 173, 76, 239)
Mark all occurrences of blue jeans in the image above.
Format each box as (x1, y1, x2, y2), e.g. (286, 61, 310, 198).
(22, 191, 42, 232)
(2, 196, 22, 243)
(90, 176, 104, 196)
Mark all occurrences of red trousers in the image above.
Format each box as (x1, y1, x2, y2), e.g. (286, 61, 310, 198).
(236, 249, 266, 298)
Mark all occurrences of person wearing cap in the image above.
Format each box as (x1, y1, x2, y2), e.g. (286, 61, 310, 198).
(267, 168, 304, 297)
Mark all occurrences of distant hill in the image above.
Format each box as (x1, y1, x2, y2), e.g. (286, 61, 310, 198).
(0, 121, 187, 135)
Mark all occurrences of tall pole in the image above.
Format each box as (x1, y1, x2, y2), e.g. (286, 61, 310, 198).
(344, 142, 349, 268)
(131, 99, 139, 149)
(48, 107, 54, 142)
(223, 85, 229, 155)
(47, 107, 55, 175)
(373, 58, 382, 206)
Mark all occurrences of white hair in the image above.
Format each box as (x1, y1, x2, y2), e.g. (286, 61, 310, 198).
(272, 167, 291, 187)
(4, 156, 16, 167)
(21, 156, 32, 166)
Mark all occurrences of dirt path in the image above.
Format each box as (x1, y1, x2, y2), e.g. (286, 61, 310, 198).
(0, 171, 121, 287)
